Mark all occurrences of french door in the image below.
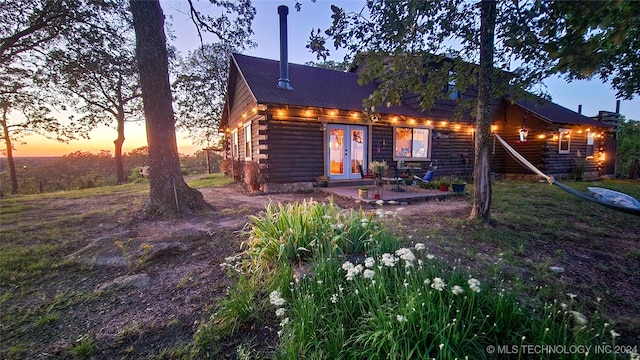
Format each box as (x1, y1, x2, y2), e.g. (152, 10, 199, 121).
(327, 124, 368, 180)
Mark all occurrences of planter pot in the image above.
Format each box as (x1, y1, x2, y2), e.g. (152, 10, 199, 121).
(374, 193, 380, 200)
(317, 181, 328, 188)
(358, 189, 369, 199)
(452, 183, 466, 193)
(439, 184, 450, 191)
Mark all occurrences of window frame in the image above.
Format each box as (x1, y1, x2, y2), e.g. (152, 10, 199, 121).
(586, 131, 595, 158)
(392, 126, 432, 161)
(244, 121, 252, 161)
(231, 128, 239, 160)
(558, 128, 571, 154)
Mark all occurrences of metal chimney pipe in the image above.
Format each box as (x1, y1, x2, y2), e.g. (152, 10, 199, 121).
(277, 5, 293, 90)
(615, 99, 620, 114)
(578, 104, 582, 114)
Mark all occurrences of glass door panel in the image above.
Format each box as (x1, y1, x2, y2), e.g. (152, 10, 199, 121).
(329, 127, 345, 176)
(350, 128, 365, 176)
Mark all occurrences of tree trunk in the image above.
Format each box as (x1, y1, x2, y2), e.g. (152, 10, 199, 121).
(1, 103, 18, 194)
(470, 0, 497, 223)
(114, 109, 127, 184)
(130, 0, 208, 214)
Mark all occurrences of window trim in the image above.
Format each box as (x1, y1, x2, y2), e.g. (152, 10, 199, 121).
(586, 131, 595, 158)
(392, 126, 432, 161)
(244, 121, 252, 161)
(558, 128, 571, 154)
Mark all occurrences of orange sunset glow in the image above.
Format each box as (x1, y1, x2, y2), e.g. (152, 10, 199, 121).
(8, 123, 199, 158)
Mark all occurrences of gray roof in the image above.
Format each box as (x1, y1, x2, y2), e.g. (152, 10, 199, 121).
(232, 53, 609, 129)
(511, 96, 607, 128)
(232, 53, 424, 118)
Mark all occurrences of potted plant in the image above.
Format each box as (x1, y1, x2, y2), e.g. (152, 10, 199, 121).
(450, 177, 466, 193)
(436, 178, 450, 191)
(358, 186, 369, 199)
(369, 160, 388, 175)
(316, 175, 329, 187)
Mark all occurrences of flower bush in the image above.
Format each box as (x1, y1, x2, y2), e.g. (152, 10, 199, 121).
(216, 200, 624, 359)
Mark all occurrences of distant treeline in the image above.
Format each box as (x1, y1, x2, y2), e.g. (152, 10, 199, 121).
(0, 147, 222, 195)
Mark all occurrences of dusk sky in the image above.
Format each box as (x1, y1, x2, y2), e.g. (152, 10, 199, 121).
(14, 0, 639, 157)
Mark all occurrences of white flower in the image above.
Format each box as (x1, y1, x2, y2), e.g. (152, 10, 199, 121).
(275, 308, 286, 317)
(567, 293, 577, 300)
(426, 254, 435, 260)
(571, 311, 588, 325)
(467, 278, 481, 293)
(381, 253, 397, 267)
(610, 330, 620, 338)
(414, 243, 426, 251)
(330, 294, 339, 303)
(431, 277, 446, 291)
(451, 285, 464, 295)
(269, 290, 286, 307)
(423, 278, 431, 285)
(364, 257, 375, 268)
(397, 314, 407, 323)
(280, 317, 289, 327)
(364, 269, 375, 279)
(395, 248, 416, 266)
(342, 261, 354, 271)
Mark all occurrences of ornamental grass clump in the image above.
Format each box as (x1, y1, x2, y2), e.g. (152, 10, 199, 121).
(270, 243, 621, 359)
(227, 200, 622, 359)
(242, 199, 390, 270)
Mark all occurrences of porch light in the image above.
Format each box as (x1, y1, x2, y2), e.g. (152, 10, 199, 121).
(537, 134, 546, 139)
(391, 116, 398, 123)
(491, 125, 497, 132)
(328, 109, 338, 116)
(454, 123, 461, 131)
(351, 112, 358, 118)
(277, 109, 286, 117)
(305, 109, 313, 117)
(519, 127, 529, 141)
(425, 120, 432, 126)
(440, 121, 448, 126)
(408, 118, 416, 125)
(600, 152, 606, 162)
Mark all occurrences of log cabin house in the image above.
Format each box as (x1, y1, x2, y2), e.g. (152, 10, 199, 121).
(219, 5, 614, 193)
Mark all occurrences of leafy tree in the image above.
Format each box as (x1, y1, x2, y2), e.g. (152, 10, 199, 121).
(43, 1, 142, 184)
(309, 0, 505, 222)
(617, 118, 640, 178)
(130, 0, 206, 214)
(0, 0, 118, 193)
(309, 0, 638, 223)
(304, 59, 349, 72)
(514, 1, 640, 100)
(129, 0, 254, 214)
(173, 43, 244, 146)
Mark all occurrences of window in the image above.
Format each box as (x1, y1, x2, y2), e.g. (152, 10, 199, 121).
(586, 132, 595, 157)
(232, 129, 239, 160)
(244, 122, 252, 160)
(394, 127, 431, 160)
(558, 128, 571, 154)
